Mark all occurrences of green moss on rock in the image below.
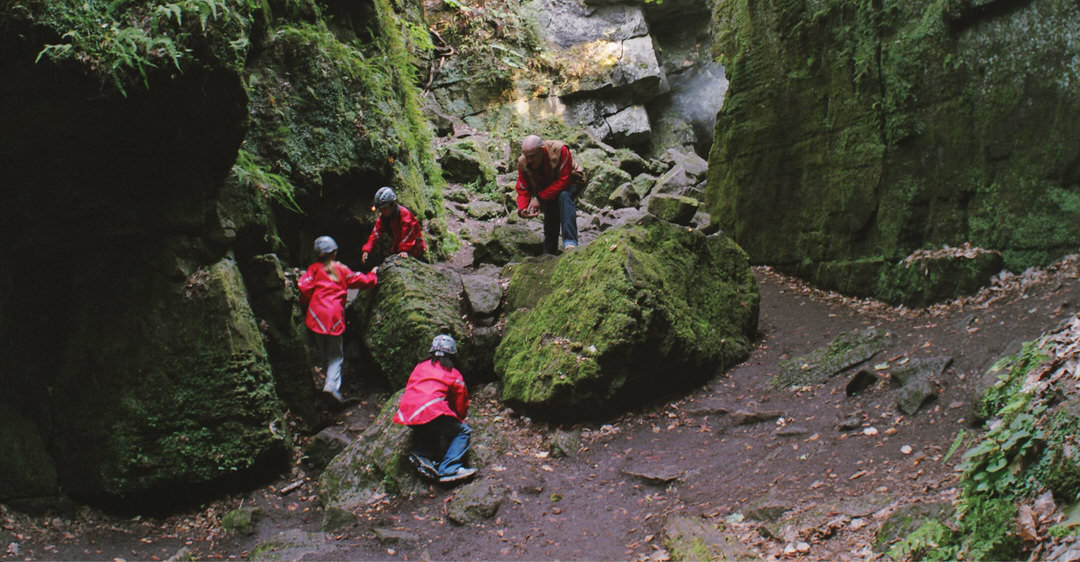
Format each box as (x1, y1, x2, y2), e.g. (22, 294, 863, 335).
(356, 259, 467, 388)
(708, 0, 1080, 303)
(51, 257, 285, 497)
(494, 216, 759, 419)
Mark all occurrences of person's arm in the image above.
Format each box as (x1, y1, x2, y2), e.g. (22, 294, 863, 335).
(297, 264, 318, 301)
(398, 211, 426, 257)
(515, 167, 541, 217)
(342, 264, 377, 289)
(536, 145, 574, 201)
(362, 216, 383, 261)
(515, 170, 532, 215)
(451, 371, 469, 420)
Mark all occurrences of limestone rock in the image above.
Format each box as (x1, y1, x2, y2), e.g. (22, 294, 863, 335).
(472, 223, 546, 266)
(0, 409, 58, 506)
(604, 104, 651, 148)
(304, 427, 352, 470)
(354, 259, 467, 388)
(52, 258, 285, 498)
(318, 391, 428, 527)
(446, 480, 507, 525)
(608, 182, 640, 209)
(581, 163, 633, 208)
(707, 0, 1080, 303)
(663, 515, 758, 561)
(495, 217, 758, 419)
(773, 327, 892, 388)
(647, 193, 699, 225)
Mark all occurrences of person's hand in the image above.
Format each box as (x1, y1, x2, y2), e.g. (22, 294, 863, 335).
(371, 266, 378, 274)
(362, 251, 369, 263)
(399, 251, 409, 258)
(524, 196, 541, 217)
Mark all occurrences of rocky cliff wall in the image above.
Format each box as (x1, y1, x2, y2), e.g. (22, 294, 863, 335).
(0, 0, 442, 507)
(707, 0, 1080, 304)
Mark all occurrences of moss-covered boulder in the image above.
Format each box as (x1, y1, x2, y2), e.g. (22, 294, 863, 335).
(239, 254, 320, 427)
(0, 408, 58, 507)
(647, 194, 700, 226)
(494, 216, 759, 419)
(355, 258, 507, 384)
(662, 515, 758, 561)
(437, 138, 500, 186)
(318, 391, 422, 529)
(772, 327, 892, 388)
(708, 0, 1080, 305)
(318, 388, 510, 529)
(51, 258, 286, 498)
(355, 259, 475, 387)
(472, 223, 546, 266)
(581, 163, 633, 208)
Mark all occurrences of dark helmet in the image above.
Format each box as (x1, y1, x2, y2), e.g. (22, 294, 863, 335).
(313, 235, 338, 256)
(374, 186, 397, 208)
(429, 334, 457, 357)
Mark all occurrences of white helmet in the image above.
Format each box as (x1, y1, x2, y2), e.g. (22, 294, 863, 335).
(429, 334, 457, 357)
(374, 186, 397, 208)
(313, 235, 338, 256)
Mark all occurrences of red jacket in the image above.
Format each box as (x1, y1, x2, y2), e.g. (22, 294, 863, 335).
(362, 205, 427, 258)
(516, 141, 576, 211)
(393, 359, 469, 426)
(297, 261, 377, 336)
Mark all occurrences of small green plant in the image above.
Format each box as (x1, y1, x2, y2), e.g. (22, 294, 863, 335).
(231, 149, 304, 214)
(28, 0, 256, 96)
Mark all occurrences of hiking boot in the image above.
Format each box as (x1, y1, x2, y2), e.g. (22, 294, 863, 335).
(563, 242, 578, 250)
(409, 453, 439, 479)
(438, 467, 477, 483)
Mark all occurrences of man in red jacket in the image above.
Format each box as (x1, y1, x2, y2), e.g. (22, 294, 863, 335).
(362, 186, 427, 265)
(516, 135, 584, 254)
(393, 334, 477, 483)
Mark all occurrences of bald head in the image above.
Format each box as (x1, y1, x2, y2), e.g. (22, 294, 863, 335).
(521, 135, 545, 170)
(522, 135, 543, 152)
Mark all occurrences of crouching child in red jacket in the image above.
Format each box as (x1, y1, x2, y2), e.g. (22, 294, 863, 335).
(393, 334, 478, 483)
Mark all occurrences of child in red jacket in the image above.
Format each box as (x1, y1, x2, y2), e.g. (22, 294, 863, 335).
(297, 236, 377, 403)
(394, 334, 477, 483)
(361, 186, 427, 265)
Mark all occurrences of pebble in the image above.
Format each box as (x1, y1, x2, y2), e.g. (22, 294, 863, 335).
(863, 426, 879, 436)
(901, 445, 913, 455)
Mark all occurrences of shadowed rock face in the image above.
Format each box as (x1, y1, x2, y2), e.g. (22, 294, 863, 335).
(0, 0, 441, 507)
(495, 216, 759, 420)
(707, 0, 1080, 304)
(0, 29, 286, 504)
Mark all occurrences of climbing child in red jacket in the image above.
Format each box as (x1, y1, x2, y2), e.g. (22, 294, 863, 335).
(297, 236, 378, 403)
(394, 334, 477, 483)
(361, 186, 427, 265)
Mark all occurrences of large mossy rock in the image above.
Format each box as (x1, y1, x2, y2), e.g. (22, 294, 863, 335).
(707, 0, 1080, 305)
(355, 259, 476, 387)
(494, 216, 759, 419)
(51, 258, 286, 498)
(318, 390, 422, 528)
(318, 388, 512, 529)
(0, 408, 59, 508)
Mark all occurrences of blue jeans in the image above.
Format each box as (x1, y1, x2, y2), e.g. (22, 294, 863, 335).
(541, 184, 579, 254)
(411, 416, 472, 477)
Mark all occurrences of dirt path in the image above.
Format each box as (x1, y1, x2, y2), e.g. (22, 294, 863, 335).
(4, 259, 1079, 561)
